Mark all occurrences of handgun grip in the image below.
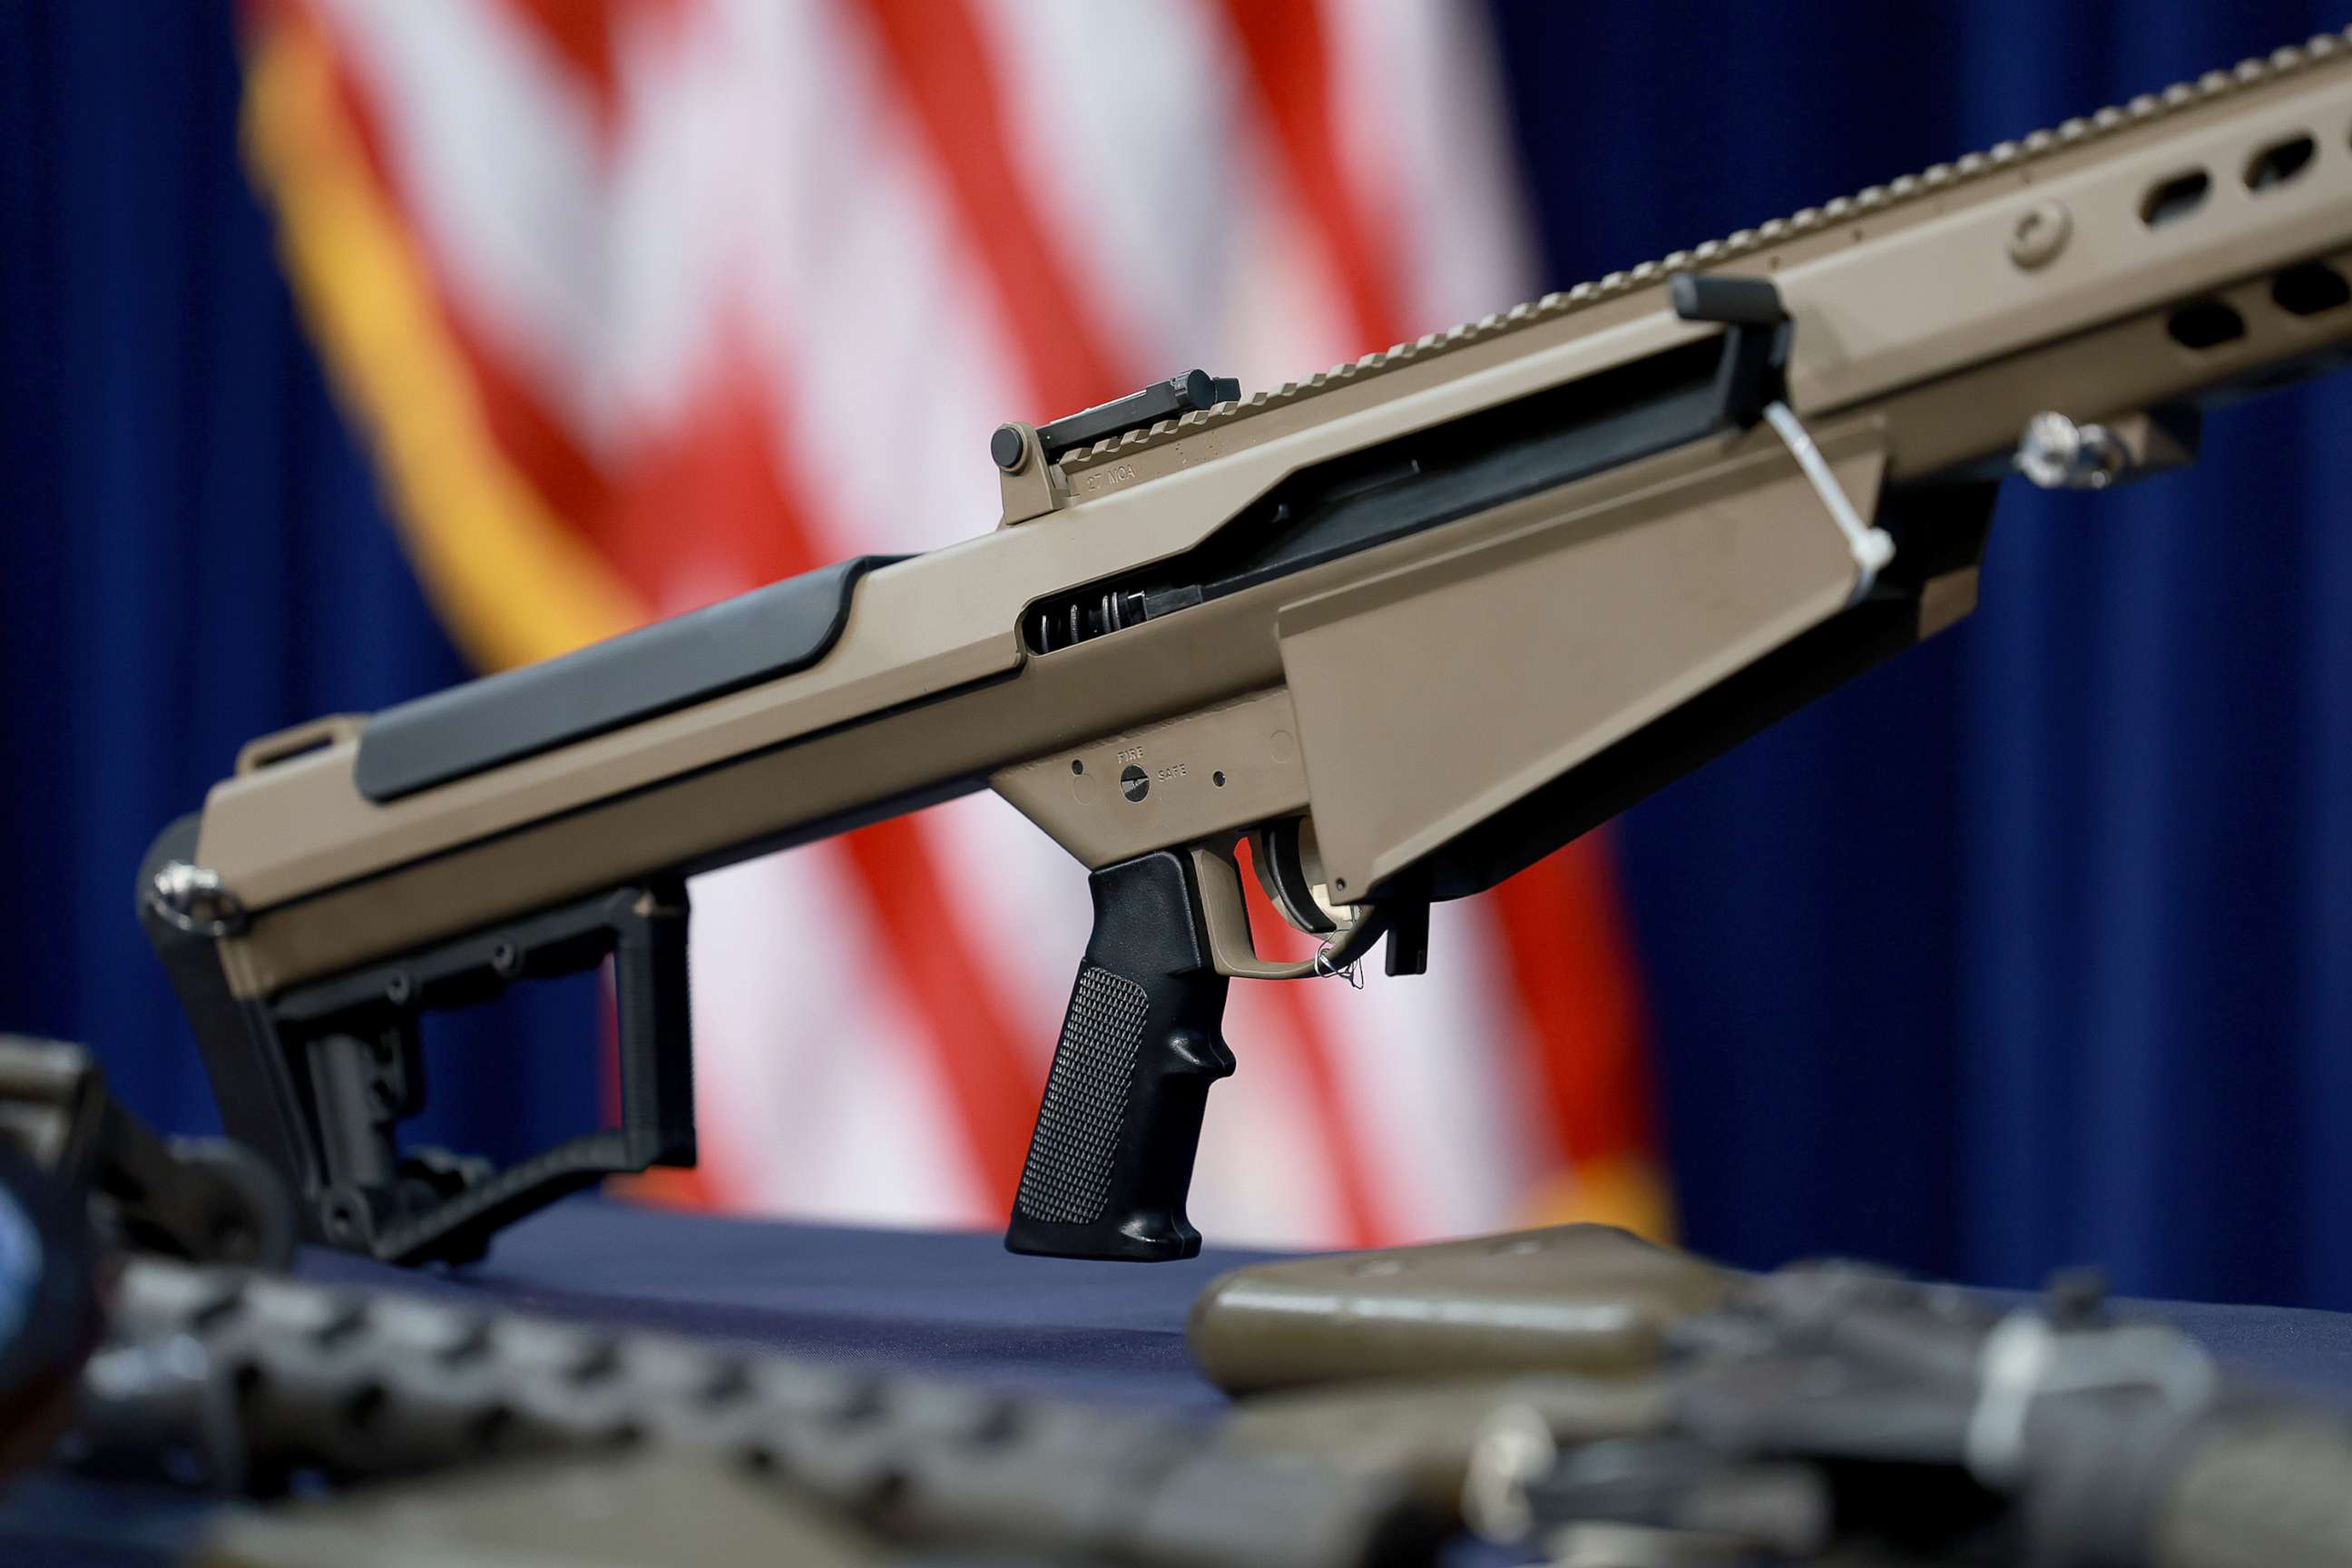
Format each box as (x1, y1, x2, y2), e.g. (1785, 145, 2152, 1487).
(1006, 849, 1233, 1262)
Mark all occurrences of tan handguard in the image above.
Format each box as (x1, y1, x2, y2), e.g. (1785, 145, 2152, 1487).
(138, 29, 2352, 1268)
(1191, 1225, 1730, 1518)
(1187, 1224, 1734, 1396)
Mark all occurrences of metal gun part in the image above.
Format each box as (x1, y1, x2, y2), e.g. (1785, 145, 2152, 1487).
(0, 1035, 293, 1269)
(73, 1257, 1438, 1568)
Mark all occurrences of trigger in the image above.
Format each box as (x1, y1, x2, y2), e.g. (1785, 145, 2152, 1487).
(1247, 820, 1339, 935)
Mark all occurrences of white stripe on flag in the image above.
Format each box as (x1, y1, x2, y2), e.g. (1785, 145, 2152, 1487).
(312, 0, 611, 440)
(690, 849, 985, 1225)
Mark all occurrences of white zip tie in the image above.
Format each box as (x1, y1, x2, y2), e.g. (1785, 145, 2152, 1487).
(1312, 942, 1366, 987)
(1762, 399, 1896, 603)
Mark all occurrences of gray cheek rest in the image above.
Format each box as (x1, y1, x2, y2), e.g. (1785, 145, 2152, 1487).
(353, 554, 905, 804)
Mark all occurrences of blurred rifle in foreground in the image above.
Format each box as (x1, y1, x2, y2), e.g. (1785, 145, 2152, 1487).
(143, 27, 2352, 1264)
(0, 1040, 1419, 1568)
(56, 1255, 1422, 1568)
(1195, 1226, 2352, 1568)
(34, 1195, 2352, 1566)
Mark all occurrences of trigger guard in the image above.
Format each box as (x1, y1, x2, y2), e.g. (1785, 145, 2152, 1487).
(1188, 843, 1387, 981)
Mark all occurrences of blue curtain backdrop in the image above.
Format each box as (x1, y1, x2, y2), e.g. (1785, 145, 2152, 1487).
(0, 3, 601, 1169)
(5, 2, 2350, 1305)
(1489, 0, 2352, 1307)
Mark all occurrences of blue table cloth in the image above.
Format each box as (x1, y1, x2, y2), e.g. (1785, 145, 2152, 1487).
(316, 1198, 2352, 1406)
(302, 1196, 1262, 1406)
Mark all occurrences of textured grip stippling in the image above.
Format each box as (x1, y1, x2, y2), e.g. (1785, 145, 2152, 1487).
(1006, 850, 1232, 1262)
(1015, 968, 1149, 1225)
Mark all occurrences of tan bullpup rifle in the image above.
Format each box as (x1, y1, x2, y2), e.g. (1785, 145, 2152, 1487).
(142, 29, 2352, 1266)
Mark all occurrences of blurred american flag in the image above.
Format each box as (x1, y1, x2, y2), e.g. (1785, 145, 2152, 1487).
(240, 0, 1668, 1250)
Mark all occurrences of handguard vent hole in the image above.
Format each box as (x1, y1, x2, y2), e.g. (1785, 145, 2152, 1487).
(2271, 261, 2351, 317)
(2167, 299, 2247, 350)
(1212, 771, 1226, 788)
(2246, 133, 2317, 191)
(2140, 169, 2210, 227)
(1070, 760, 1083, 775)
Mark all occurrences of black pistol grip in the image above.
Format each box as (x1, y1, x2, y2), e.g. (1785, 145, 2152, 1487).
(1006, 850, 1232, 1262)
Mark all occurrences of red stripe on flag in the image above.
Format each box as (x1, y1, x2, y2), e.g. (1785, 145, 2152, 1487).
(305, 15, 617, 538)
(492, 0, 623, 122)
(485, 0, 697, 137)
(1218, 0, 1406, 352)
(856, 0, 1125, 417)
(1488, 838, 1657, 1167)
